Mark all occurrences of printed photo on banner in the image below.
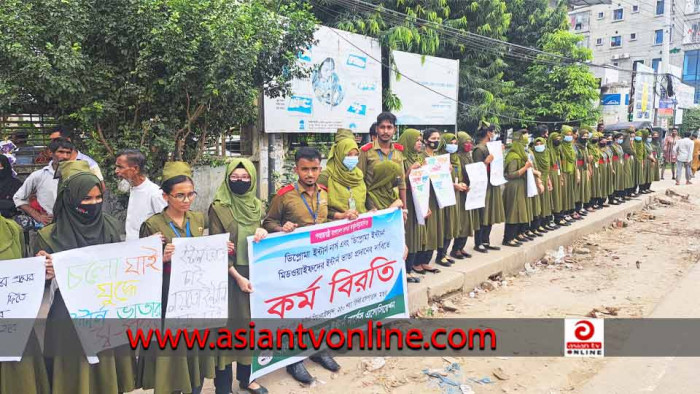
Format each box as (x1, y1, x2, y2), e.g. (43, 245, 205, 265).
(408, 166, 431, 225)
(425, 154, 456, 208)
(487, 141, 507, 186)
(51, 235, 163, 363)
(464, 162, 488, 210)
(247, 208, 409, 381)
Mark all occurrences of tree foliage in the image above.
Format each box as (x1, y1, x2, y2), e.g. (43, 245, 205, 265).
(0, 0, 317, 176)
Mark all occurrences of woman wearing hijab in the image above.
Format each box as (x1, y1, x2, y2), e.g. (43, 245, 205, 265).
(641, 129, 656, 193)
(611, 133, 627, 203)
(621, 129, 636, 198)
(533, 137, 554, 233)
(588, 132, 603, 209)
(0, 215, 49, 394)
(560, 126, 578, 221)
(366, 160, 403, 210)
(574, 128, 591, 216)
(209, 158, 268, 394)
(472, 125, 505, 253)
(525, 135, 545, 237)
(139, 161, 232, 394)
(451, 132, 477, 259)
(397, 129, 425, 283)
(321, 138, 366, 221)
(36, 161, 137, 394)
(651, 131, 662, 184)
(437, 132, 467, 266)
(502, 131, 532, 247)
(602, 134, 616, 205)
(547, 132, 566, 228)
(633, 130, 646, 194)
(0, 154, 22, 218)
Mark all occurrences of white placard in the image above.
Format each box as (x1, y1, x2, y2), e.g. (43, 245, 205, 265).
(408, 166, 431, 225)
(526, 168, 538, 197)
(166, 234, 229, 329)
(464, 162, 488, 210)
(425, 154, 456, 208)
(263, 26, 382, 133)
(391, 50, 459, 126)
(633, 63, 655, 122)
(0, 256, 46, 362)
(52, 236, 163, 363)
(487, 141, 507, 186)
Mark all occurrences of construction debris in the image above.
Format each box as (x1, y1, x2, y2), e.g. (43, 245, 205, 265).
(586, 306, 620, 318)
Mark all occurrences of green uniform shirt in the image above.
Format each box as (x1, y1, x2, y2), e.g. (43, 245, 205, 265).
(139, 210, 207, 243)
(263, 182, 329, 231)
(358, 141, 406, 190)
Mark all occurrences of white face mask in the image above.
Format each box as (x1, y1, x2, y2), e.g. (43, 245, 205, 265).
(117, 178, 132, 193)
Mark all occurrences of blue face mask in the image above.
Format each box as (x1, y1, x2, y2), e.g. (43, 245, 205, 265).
(634, 136, 642, 141)
(534, 145, 546, 153)
(646, 137, 652, 143)
(563, 135, 573, 142)
(445, 144, 458, 154)
(617, 139, 624, 144)
(343, 156, 359, 171)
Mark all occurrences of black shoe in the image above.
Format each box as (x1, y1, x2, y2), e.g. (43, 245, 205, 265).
(310, 351, 340, 372)
(445, 256, 456, 264)
(239, 382, 269, 394)
(449, 251, 466, 260)
(459, 250, 473, 258)
(474, 245, 488, 253)
(538, 226, 549, 233)
(485, 244, 501, 251)
(532, 230, 544, 237)
(436, 257, 452, 267)
(526, 230, 537, 238)
(609, 199, 621, 205)
(545, 224, 558, 231)
(557, 219, 571, 226)
(287, 362, 314, 384)
(579, 210, 588, 216)
(502, 240, 520, 247)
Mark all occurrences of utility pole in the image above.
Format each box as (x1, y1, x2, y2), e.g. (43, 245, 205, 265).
(661, 0, 673, 127)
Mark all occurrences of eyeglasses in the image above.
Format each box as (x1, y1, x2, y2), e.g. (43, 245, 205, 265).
(229, 176, 251, 182)
(168, 191, 198, 202)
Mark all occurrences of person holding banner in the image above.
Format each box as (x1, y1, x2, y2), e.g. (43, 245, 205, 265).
(396, 129, 425, 283)
(472, 125, 504, 253)
(262, 147, 341, 384)
(417, 128, 448, 270)
(533, 137, 554, 234)
(322, 137, 367, 220)
(450, 131, 477, 259)
(0, 215, 49, 394)
(209, 158, 269, 394)
(437, 132, 467, 265)
(138, 161, 228, 394)
(502, 131, 532, 247)
(35, 161, 138, 394)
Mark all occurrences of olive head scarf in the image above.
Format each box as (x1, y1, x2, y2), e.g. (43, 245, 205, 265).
(40, 171, 121, 252)
(533, 137, 550, 175)
(212, 158, 262, 265)
(397, 129, 423, 170)
(642, 129, 653, 155)
(439, 132, 462, 178)
(0, 216, 23, 260)
(560, 126, 576, 173)
(325, 138, 367, 213)
(588, 132, 602, 162)
(457, 131, 474, 165)
(634, 130, 647, 158)
(547, 132, 561, 168)
(162, 161, 192, 183)
(505, 131, 528, 168)
(622, 132, 636, 155)
(328, 128, 356, 161)
(367, 160, 402, 210)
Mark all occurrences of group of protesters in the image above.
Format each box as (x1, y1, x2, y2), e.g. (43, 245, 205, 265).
(0, 113, 679, 394)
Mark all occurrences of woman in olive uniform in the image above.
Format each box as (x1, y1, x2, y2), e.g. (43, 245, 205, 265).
(437, 132, 467, 265)
(451, 132, 478, 259)
(320, 138, 367, 221)
(640, 129, 656, 193)
(502, 131, 532, 247)
(209, 158, 269, 394)
(602, 135, 616, 205)
(621, 129, 636, 199)
(398, 129, 425, 282)
(588, 132, 603, 209)
(36, 161, 138, 394)
(0, 216, 49, 394)
(559, 126, 578, 221)
(139, 161, 231, 394)
(574, 129, 590, 216)
(651, 131, 662, 184)
(633, 130, 646, 194)
(416, 128, 447, 271)
(611, 133, 627, 203)
(547, 132, 565, 227)
(366, 160, 403, 211)
(526, 136, 545, 237)
(472, 125, 505, 253)
(533, 137, 554, 233)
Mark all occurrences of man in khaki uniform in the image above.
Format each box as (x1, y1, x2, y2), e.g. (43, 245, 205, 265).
(262, 147, 340, 384)
(358, 112, 407, 208)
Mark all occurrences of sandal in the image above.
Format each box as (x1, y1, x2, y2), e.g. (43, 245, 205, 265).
(502, 240, 521, 247)
(407, 275, 421, 283)
(474, 245, 488, 253)
(436, 257, 452, 267)
(422, 266, 441, 274)
(449, 251, 466, 260)
(459, 250, 473, 258)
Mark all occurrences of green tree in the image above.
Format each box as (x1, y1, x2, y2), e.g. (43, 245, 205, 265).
(0, 0, 316, 177)
(520, 30, 600, 124)
(680, 108, 700, 133)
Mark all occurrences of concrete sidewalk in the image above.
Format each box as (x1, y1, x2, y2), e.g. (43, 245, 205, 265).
(407, 178, 683, 314)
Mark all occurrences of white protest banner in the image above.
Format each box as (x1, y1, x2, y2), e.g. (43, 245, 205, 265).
(425, 154, 456, 208)
(248, 208, 408, 381)
(487, 141, 507, 186)
(166, 233, 229, 329)
(263, 26, 382, 133)
(464, 162, 488, 210)
(0, 257, 45, 362)
(526, 168, 538, 197)
(52, 236, 163, 363)
(408, 166, 431, 225)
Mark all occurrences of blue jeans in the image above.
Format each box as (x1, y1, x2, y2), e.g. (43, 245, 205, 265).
(675, 161, 691, 182)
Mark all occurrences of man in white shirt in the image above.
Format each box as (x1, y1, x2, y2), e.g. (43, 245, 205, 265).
(115, 149, 167, 240)
(49, 126, 104, 181)
(673, 131, 695, 185)
(13, 137, 74, 224)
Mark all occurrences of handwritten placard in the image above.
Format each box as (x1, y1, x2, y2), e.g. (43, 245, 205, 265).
(425, 154, 456, 208)
(248, 208, 408, 381)
(487, 141, 507, 186)
(526, 168, 538, 197)
(0, 257, 45, 362)
(52, 236, 163, 363)
(165, 234, 229, 329)
(464, 162, 488, 210)
(408, 166, 431, 225)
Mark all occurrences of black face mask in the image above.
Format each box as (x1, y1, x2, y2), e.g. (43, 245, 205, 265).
(392, 177, 401, 188)
(553, 139, 562, 147)
(591, 138, 599, 144)
(426, 140, 440, 150)
(229, 180, 251, 195)
(607, 141, 613, 146)
(75, 202, 102, 221)
(599, 142, 606, 147)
